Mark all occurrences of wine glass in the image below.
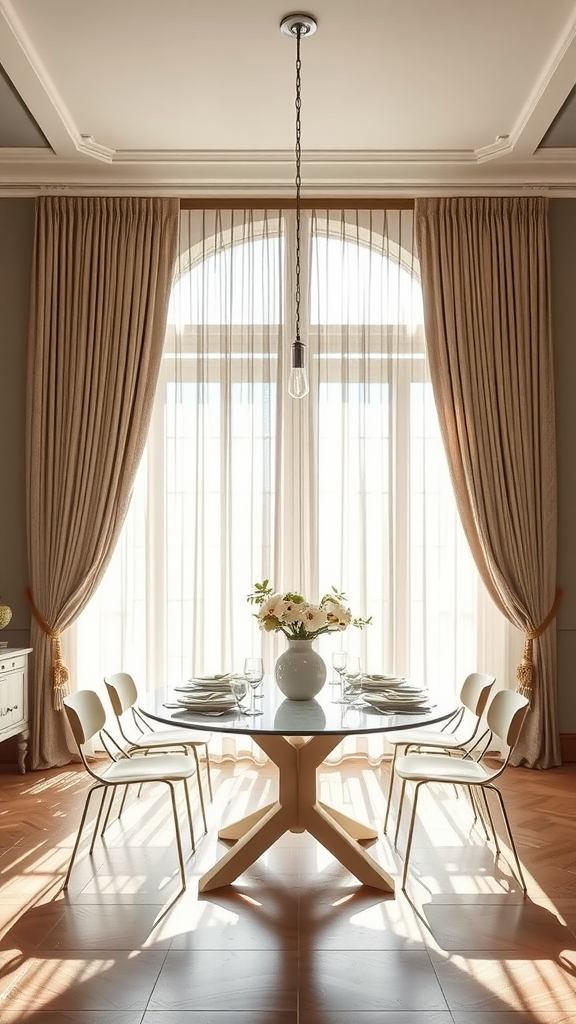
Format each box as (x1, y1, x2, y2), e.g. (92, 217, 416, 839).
(230, 678, 248, 713)
(243, 657, 264, 717)
(332, 651, 347, 686)
(341, 655, 362, 704)
(333, 651, 355, 704)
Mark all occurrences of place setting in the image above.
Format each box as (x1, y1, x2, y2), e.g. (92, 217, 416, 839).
(331, 652, 432, 714)
(164, 657, 265, 716)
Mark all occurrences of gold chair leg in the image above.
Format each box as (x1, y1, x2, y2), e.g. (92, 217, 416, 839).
(393, 777, 408, 849)
(91, 787, 113, 851)
(382, 745, 398, 834)
(480, 787, 499, 851)
(167, 781, 187, 891)
(203, 743, 213, 801)
(401, 781, 423, 891)
(116, 784, 130, 821)
(467, 785, 491, 840)
(487, 785, 527, 893)
(63, 784, 104, 889)
(181, 777, 196, 853)
(191, 747, 208, 833)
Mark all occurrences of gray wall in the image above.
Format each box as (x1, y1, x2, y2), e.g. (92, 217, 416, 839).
(0, 199, 34, 650)
(0, 198, 574, 732)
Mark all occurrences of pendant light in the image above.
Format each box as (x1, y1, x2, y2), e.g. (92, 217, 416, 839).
(281, 12, 317, 399)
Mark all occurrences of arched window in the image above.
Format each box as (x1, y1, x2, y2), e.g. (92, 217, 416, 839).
(75, 207, 506, 748)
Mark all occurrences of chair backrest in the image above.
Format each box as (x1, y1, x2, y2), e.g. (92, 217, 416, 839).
(460, 672, 496, 717)
(486, 688, 529, 752)
(63, 689, 107, 746)
(104, 672, 138, 716)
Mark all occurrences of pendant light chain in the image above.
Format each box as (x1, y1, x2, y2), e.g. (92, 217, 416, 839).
(281, 12, 316, 397)
(294, 24, 302, 344)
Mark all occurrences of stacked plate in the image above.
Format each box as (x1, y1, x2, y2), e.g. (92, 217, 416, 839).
(360, 674, 408, 690)
(357, 675, 431, 713)
(181, 673, 240, 692)
(172, 690, 238, 713)
(172, 674, 240, 713)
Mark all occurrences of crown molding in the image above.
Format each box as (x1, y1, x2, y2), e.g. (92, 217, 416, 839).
(1, 147, 576, 195)
(3, 0, 576, 189)
(110, 148, 479, 166)
(77, 135, 115, 163)
(1, 181, 576, 199)
(532, 146, 576, 162)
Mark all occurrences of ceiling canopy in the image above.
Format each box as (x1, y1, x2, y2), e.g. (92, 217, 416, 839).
(1, 0, 576, 196)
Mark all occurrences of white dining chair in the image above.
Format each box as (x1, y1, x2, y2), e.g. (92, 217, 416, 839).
(62, 689, 197, 892)
(393, 687, 529, 892)
(382, 672, 496, 833)
(104, 671, 212, 832)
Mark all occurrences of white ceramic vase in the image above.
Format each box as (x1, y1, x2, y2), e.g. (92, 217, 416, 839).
(274, 638, 327, 701)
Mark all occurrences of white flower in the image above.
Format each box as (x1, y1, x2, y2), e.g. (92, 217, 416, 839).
(281, 601, 306, 624)
(324, 599, 352, 629)
(259, 594, 285, 621)
(248, 581, 370, 639)
(301, 605, 329, 632)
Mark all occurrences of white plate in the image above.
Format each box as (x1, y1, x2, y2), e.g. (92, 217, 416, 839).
(180, 680, 233, 692)
(191, 673, 231, 680)
(361, 690, 428, 705)
(362, 695, 432, 713)
(176, 692, 237, 709)
(359, 685, 427, 699)
(365, 673, 403, 680)
(360, 677, 414, 691)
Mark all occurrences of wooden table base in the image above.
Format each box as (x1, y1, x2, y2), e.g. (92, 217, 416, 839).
(199, 732, 394, 894)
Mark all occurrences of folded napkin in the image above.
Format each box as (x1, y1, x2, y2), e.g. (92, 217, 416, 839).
(360, 675, 412, 691)
(184, 673, 242, 692)
(179, 681, 232, 693)
(360, 689, 431, 713)
(362, 685, 426, 698)
(189, 673, 233, 680)
(175, 690, 237, 711)
(364, 672, 405, 681)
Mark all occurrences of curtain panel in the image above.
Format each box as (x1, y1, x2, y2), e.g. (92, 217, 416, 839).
(415, 196, 559, 768)
(74, 207, 515, 764)
(26, 196, 179, 768)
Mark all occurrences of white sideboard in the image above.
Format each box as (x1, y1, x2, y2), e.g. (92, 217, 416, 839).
(0, 647, 31, 773)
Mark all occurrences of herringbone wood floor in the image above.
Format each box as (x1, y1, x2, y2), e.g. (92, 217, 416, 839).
(0, 754, 575, 1022)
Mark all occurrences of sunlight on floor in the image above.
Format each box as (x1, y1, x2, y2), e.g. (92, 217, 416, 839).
(0, 760, 575, 1019)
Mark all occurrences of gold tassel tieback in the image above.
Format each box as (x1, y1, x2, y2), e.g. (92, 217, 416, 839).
(516, 588, 562, 704)
(25, 588, 70, 711)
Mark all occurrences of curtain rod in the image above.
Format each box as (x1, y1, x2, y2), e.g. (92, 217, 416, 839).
(179, 198, 415, 210)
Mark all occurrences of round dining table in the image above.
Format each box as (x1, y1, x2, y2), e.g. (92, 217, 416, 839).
(139, 679, 455, 894)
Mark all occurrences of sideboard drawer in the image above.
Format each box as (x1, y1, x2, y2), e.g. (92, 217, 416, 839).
(0, 669, 26, 732)
(0, 654, 26, 674)
(0, 648, 31, 772)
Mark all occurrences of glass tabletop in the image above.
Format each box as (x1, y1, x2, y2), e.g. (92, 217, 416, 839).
(138, 677, 456, 737)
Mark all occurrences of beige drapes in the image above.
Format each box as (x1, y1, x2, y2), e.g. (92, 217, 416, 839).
(415, 197, 559, 768)
(26, 197, 179, 768)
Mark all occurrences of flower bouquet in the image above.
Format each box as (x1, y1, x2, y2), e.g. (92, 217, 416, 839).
(247, 580, 371, 641)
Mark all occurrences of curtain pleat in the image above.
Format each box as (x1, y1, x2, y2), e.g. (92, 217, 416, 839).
(27, 197, 179, 767)
(415, 196, 559, 768)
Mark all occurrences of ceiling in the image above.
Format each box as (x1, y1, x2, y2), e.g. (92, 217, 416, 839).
(2, 0, 576, 197)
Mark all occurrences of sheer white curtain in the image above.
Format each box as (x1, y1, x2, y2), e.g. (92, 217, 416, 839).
(73, 207, 518, 761)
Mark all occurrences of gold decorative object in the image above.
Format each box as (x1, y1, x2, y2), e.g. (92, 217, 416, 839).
(0, 597, 12, 630)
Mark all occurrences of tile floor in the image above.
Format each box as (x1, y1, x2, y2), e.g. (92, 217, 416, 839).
(0, 754, 575, 1022)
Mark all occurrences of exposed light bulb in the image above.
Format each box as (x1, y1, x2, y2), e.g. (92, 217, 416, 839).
(288, 366, 309, 399)
(288, 340, 309, 399)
